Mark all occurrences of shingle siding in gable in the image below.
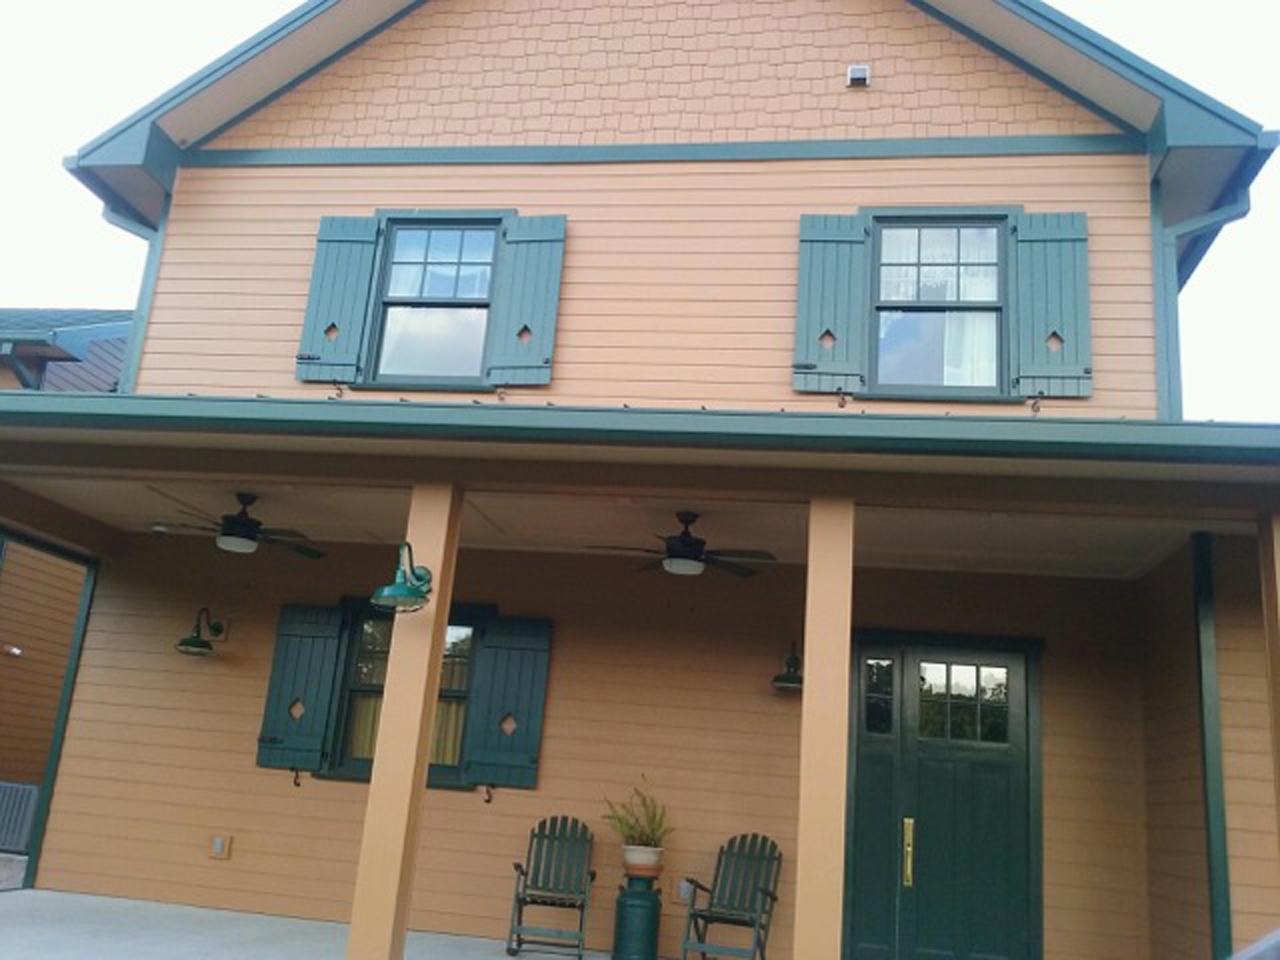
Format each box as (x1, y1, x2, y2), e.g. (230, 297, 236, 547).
(209, 0, 1116, 151)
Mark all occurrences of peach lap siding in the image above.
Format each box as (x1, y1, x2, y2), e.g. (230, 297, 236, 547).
(0, 542, 87, 784)
(141, 154, 1156, 418)
(209, 0, 1115, 151)
(31, 538, 1220, 958)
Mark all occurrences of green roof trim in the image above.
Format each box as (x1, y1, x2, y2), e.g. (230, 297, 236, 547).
(0, 309, 133, 340)
(1, 393, 1279, 467)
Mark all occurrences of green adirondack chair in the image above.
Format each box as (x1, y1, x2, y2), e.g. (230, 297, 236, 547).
(507, 815, 597, 959)
(681, 833, 782, 960)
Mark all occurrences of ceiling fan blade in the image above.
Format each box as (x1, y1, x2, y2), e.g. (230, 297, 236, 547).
(259, 527, 312, 540)
(586, 545, 665, 555)
(703, 555, 758, 578)
(260, 534, 325, 559)
(153, 521, 218, 533)
(146, 484, 219, 523)
(706, 549, 777, 562)
(637, 558, 666, 573)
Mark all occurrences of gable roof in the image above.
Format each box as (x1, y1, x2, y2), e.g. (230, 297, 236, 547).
(0, 310, 133, 361)
(66, 0, 1273, 281)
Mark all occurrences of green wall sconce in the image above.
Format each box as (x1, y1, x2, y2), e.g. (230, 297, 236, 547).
(371, 541, 433, 612)
(772, 647, 803, 693)
(177, 607, 227, 656)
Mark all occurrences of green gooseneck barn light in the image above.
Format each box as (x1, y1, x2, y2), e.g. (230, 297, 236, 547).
(371, 541, 433, 612)
(772, 648, 803, 693)
(177, 607, 226, 656)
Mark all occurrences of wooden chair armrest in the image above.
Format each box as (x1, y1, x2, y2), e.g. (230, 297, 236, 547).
(685, 877, 712, 894)
(512, 862, 527, 876)
(588, 869, 597, 883)
(758, 886, 779, 903)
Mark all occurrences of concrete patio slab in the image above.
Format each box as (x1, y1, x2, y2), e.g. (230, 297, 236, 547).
(0, 890, 608, 959)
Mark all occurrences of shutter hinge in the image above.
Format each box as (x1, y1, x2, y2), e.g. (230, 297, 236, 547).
(258, 736, 284, 745)
(296, 353, 320, 362)
(794, 363, 818, 371)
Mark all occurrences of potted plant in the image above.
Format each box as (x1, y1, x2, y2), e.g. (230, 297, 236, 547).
(604, 784, 672, 878)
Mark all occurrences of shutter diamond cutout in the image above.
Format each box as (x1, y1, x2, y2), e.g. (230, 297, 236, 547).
(499, 713, 518, 736)
(516, 325, 533, 344)
(323, 323, 340, 342)
(819, 329, 837, 350)
(1045, 331, 1065, 353)
(288, 698, 305, 721)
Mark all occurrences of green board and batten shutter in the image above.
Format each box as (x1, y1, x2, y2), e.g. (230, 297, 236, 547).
(1011, 212, 1093, 399)
(462, 617, 552, 788)
(486, 215, 567, 386)
(257, 606, 346, 771)
(793, 214, 870, 394)
(296, 217, 380, 383)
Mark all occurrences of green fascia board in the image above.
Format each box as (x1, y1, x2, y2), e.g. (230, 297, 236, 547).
(1177, 141, 1277, 287)
(72, 0, 346, 161)
(185, 134, 1144, 169)
(997, 0, 1263, 141)
(2, 393, 1280, 468)
(72, 122, 181, 194)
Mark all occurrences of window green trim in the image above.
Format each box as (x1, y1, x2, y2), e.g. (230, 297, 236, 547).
(1192, 533, 1233, 958)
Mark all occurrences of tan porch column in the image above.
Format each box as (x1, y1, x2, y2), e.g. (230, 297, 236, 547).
(347, 483, 463, 960)
(793, 497, 856, 960)
(1259, 514, 1280, 841)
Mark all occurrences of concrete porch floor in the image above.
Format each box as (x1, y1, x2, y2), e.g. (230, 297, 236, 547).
(0, 891, 609, 960)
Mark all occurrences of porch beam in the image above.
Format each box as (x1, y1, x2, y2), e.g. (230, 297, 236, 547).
(346, 482, 463, 960)
(1193, 532, 1233, 959)
(793, 497, 855, 960)
(1258, 515, 1280, 850)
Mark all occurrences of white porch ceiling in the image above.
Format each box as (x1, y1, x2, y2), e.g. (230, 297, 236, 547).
(4, 476, 1246, 581)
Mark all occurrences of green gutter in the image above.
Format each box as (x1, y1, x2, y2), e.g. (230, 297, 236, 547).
(1192, 533, 1234, 958)
(1, 393, 1280, 467)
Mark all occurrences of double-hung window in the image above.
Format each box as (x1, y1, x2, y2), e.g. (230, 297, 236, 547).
(373, 222, 499, 385)
(793, 207, 1093, 401)
(295, 210, 567, 389)
(256, 602, 552, 790)
(873, 222, 1003, 394)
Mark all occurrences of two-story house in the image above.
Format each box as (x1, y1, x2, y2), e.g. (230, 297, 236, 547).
(1, 2, 1278, 959)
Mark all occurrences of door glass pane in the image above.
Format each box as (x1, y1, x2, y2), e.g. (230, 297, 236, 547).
(377, 306, 488, 379)
(950, 702, 978, 740)
(980, 667, 1008, 704)
(950, 664, 977, 700)
(981, 705, 1009, 743)
(920, 662, 947, 698)
(865, 658, 894, 734)
(431, 699, 467, 765)
(920, 699, 947, 738)
(441, 625, 473, 693)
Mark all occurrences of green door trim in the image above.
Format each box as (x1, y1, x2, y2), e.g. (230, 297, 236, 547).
(0, 523, 99, 890)
(1192, 533, 1234, 958)
(846, 628, 1044, 960)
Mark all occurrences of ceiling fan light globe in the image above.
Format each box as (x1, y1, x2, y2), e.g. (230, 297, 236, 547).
(662, 557, 706, 577)
(215, 533, 259, 554)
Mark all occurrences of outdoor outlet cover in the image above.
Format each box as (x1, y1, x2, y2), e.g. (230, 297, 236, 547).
(677, 878, 694, 902)
(209, 834, 233, 860)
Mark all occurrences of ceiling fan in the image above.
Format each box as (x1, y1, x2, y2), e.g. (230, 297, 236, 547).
(589, 511, 776, 578)
(147, 487, 325, 559)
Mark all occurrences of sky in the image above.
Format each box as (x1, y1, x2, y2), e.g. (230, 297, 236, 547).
(0, 1, 1275, 422)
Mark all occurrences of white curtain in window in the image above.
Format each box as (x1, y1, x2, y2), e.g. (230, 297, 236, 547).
(943, 312, 998, 387)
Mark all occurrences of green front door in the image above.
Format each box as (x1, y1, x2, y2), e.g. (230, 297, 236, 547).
(845, 635, 1034, 960)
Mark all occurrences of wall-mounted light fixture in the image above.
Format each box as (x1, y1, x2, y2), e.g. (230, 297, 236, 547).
(772, 645, 803, 693)
(177, 608, 227, 656)
(371, 542, 433, 612)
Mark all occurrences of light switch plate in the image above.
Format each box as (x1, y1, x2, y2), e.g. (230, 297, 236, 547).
(209, 834, 233, 860)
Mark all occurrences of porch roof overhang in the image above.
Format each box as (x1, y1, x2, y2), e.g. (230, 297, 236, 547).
(2, 393, 1280, 480)
(62, 0, 1275, 285)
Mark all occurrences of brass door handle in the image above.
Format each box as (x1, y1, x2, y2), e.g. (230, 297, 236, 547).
(903, 817, 915, 888)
